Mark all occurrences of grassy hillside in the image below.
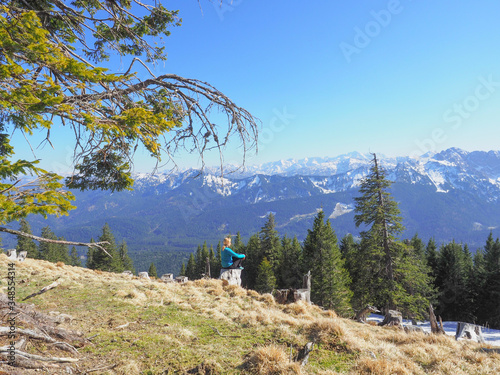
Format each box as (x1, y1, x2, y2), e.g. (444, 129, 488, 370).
(1, 254, 499, 374)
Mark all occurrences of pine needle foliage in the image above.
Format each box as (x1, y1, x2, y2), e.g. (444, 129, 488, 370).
(0, 0, 258, 239)
(353, 154, 433, 318)
(302, 210, 353, 316)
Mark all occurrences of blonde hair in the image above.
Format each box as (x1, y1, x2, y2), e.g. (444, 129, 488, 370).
(223, 236, 232, 247)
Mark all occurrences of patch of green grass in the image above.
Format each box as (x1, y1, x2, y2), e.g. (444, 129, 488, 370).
(308, 346, 358, 373)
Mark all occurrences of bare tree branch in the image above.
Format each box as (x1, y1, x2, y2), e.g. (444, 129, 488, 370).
(0, 227, 111, 257)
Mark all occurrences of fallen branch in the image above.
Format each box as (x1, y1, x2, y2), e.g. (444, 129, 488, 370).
(0, 346, 78, 363)
(22, 279, 62, 301)
(0, 327, 79, 355)
(0, 227, 111, 257)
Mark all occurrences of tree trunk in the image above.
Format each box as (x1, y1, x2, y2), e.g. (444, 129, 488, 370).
(429, 304, 445, 334)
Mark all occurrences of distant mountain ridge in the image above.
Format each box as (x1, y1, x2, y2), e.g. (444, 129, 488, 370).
(134, 147, 500, 202)
(9, 147, 500, 275)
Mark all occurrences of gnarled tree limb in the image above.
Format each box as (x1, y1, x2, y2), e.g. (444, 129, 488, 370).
(0, 226, 111, 257)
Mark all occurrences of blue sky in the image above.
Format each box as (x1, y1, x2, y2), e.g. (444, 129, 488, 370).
(13, 0, 500, 173)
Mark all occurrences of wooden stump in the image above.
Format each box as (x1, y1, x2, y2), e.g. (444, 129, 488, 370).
(379, 310, 402, 326)
(455, 322, 485, 343)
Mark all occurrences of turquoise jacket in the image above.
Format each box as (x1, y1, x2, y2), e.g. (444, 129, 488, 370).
(221, 247, 245, 268)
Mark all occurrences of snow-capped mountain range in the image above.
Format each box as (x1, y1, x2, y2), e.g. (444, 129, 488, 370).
(134, 147, 500, 203)
(19, 147, 500, 275)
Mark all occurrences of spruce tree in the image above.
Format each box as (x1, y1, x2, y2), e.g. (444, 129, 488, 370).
(255, 257, 276, 294)
(148, 262, 157, 278)
(339, 233, 359, 288)
(243, 234, 261, 289)
(38, 226, 69, 262)
(179, 262, 186, 277)
(16, 219, 38, 258)
(279, 235, 303, 289)
(480, 234, 500, 327)
(119, 241, 135, 274)
(302, 210, 352, 316)
(410, 233, 426, 262)
(213, 242, 222, 277)
(90, 224, 122, 272)
(425, 238, 439, 280)
(208, 245, 217, 278)
(353, 153, 432, 316)
(197, 242, 210, 278)
(55, 238, 71, 264)
(234, 232, 243, 250)
(259, 213, 282, 276)
(185, 253, 196, 280)
(86, 239, 95, 269)
(471, 248, 487, 323)
(435, 241, 470, 321)
(69, 247, 82, 267)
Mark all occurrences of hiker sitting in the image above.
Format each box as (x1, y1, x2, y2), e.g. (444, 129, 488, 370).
(221, 236, 245, 269)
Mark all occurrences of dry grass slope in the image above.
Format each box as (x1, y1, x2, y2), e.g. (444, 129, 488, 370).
(0, 254, 499, 374)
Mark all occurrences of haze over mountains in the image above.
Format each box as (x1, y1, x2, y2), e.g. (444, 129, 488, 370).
(9, 147, 500, 274)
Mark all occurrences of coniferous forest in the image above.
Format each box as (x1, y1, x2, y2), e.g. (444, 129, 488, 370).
(179, 154, 500, 329)
(11, 154, 500, 329)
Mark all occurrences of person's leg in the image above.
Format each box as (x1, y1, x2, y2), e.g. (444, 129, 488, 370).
(228, 257, 244, 269)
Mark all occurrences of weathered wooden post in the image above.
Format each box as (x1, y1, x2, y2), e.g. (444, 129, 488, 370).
(205, 257, 211, 278)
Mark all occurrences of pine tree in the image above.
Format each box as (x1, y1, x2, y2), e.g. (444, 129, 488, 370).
(435, 241, 470, 321)
(234, 232, 243, 250)
(69, 247, 81, 267)
(185, 253, 196, 280)
(302, 210, 352, 316)
(213, 242, 222, 277)
(86, 239, 95, 269)
(90, 224, 122, 272)
(38, 226, 55, 261)
(410, 233, 426, 262)
(480, 234, 500, 327)
(179, 262, 186, 277)
(255, 257, 276, 294)
(243, 234, 261, 289)
(208, 245, 217, 278)
(425, 238, 439, 280)
(55, 238, 71, 264)
(119, 241, 135, 274)
(148, 262, 157, 278)
(353, 153, 432, 316)
(16, 219, 38, 258)
(278, 235, 303, 289)
(339, 233, 359, 286)
(259, 213, 282, 275)
(38, 226, 70, 263)
(470, 248, 487, 323)
(197, 242, 210, 278)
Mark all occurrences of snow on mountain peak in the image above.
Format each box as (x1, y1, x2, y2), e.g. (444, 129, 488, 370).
(132, 148, 500, 201)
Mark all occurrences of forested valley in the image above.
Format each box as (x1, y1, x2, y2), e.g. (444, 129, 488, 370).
(12, 155, 500, 329)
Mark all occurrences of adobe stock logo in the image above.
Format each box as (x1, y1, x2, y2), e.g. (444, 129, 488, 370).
(411, 75, 500, 157)
(340, 0, 406, 63)
(212, 0, 243, 21)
